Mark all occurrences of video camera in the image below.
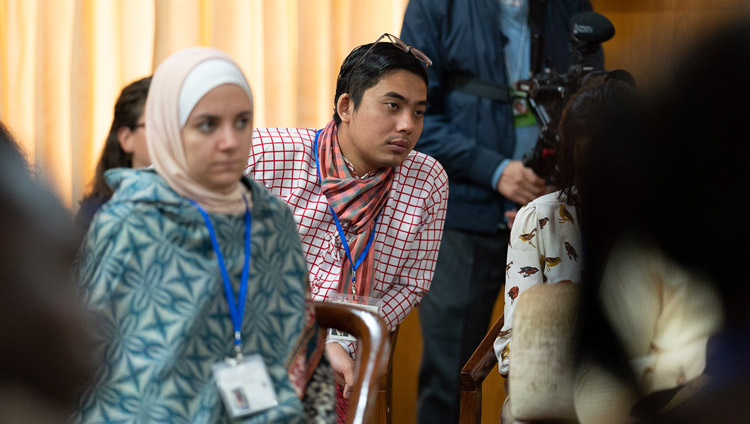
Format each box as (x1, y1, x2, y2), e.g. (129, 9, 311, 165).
(516, 12, 616, 182)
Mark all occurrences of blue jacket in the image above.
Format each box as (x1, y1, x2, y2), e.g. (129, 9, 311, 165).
(401, 0, 599, 233)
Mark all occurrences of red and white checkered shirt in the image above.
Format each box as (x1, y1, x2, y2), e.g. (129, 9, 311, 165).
(246, 127, 449, 338)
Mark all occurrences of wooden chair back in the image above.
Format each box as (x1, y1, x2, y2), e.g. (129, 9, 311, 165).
(458, 284, 582, 423)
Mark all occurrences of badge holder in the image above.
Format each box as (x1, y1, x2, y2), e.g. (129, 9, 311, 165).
(326, 293, 381, 343)
(212, 352, 278, 419)
(510, 88, 538, 127)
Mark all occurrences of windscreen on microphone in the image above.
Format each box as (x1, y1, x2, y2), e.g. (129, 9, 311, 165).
(571, 12, 615, 44)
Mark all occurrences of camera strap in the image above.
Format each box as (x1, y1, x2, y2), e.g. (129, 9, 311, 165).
(447, 74, 512, 103)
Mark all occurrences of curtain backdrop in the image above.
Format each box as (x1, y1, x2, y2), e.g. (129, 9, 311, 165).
(0, 0, 409, 208)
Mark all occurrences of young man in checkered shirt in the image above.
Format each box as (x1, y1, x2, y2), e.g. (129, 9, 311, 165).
(246, 37, 448, 401)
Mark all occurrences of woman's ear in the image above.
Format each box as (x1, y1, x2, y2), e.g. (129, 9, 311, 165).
(117, 127, 135, 154)
(336, 93, 353, 124)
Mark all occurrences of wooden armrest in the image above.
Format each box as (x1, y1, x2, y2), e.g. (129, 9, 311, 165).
(314, 301, 390, 424)
(459, 314, 506, 424)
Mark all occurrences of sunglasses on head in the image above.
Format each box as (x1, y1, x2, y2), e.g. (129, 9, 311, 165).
(354, 33, 433, 68)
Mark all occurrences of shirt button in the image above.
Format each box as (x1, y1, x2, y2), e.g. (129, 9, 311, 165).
(311, 286, 319, 294)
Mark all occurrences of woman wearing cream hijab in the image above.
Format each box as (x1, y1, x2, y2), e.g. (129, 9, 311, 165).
(76, 47, 333, 423)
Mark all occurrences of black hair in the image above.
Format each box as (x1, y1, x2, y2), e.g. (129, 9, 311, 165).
(576, 21, 750, 292)
(553, 72, 641, 391)
(635, 20, 750, 297)
(84, 76, 151, 202)
(0, 120, 31, 175)
(332, 42, 428, 124)
(555, 71, 637, 206)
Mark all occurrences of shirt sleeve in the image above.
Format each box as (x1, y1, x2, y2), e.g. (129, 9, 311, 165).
(379, 164, 449, 332)
(495, 201, 545, 376)
(600, 239, 723, 392)
(599, 240, 661, 362)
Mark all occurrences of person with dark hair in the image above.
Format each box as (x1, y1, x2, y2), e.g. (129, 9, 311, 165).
(572, 69, 724, 418)
(491, 73, 636, 423)
(76, 76, 151, 229)
(1, 121, 94, 423)
(398, 2, 603, 421)
(576, 20, 750, 424)
(246, 35, 448, 419)
(75, 48, 332, 422)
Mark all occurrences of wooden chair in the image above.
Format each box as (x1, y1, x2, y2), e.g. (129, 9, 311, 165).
(314, 301, 391, 424)
(459, 284, 582, 424)
(459, 314, 506, 424)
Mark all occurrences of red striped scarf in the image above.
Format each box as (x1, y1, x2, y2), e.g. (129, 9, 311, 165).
(317, 120, 393, 297)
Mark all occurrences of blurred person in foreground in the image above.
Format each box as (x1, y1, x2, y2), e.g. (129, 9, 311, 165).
(246, 34, 448, 420)
(0, 121, 94, 423)
(576, 20, 750, 424)
(75, 47, 333, 423)
(492, 72, 637, 424)
(76, 76, 152, 230)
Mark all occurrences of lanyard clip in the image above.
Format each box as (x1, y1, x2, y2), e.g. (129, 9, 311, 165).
(234, 331, 243, 361)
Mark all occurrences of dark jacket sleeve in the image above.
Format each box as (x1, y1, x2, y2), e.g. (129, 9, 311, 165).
(401, 0, 508, 189)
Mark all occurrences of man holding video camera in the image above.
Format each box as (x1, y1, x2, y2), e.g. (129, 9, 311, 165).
(400, 1, 602, 422)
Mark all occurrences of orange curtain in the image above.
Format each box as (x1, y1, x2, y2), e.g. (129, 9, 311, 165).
(0, 0, 409, 208)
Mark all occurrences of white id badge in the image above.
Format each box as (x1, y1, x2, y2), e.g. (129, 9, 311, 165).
(327, 294, 381, 343)
(212, 354, 278, 419)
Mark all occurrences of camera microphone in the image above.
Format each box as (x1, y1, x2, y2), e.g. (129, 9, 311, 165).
(571, 12, 615, 44)
(520, 11, 618, 183)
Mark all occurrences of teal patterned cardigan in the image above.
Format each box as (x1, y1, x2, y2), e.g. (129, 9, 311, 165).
(75, 168, 309, 423)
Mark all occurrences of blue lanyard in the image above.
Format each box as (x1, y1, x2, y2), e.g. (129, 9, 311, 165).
(314, 129, 378, 294)
(188, 197, 251, 354)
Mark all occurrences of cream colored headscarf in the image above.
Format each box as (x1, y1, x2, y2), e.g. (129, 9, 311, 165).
(145, 46, 253, 214)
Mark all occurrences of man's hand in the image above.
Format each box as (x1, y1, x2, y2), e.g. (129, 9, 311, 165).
(326, 342, 356, 399)
(497, 161, 546, 204)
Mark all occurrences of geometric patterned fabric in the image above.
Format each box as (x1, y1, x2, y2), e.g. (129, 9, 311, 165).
(75, 168, 308, 423)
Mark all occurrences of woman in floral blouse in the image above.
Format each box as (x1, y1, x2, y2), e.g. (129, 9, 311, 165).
(494, 72, 637, 424)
